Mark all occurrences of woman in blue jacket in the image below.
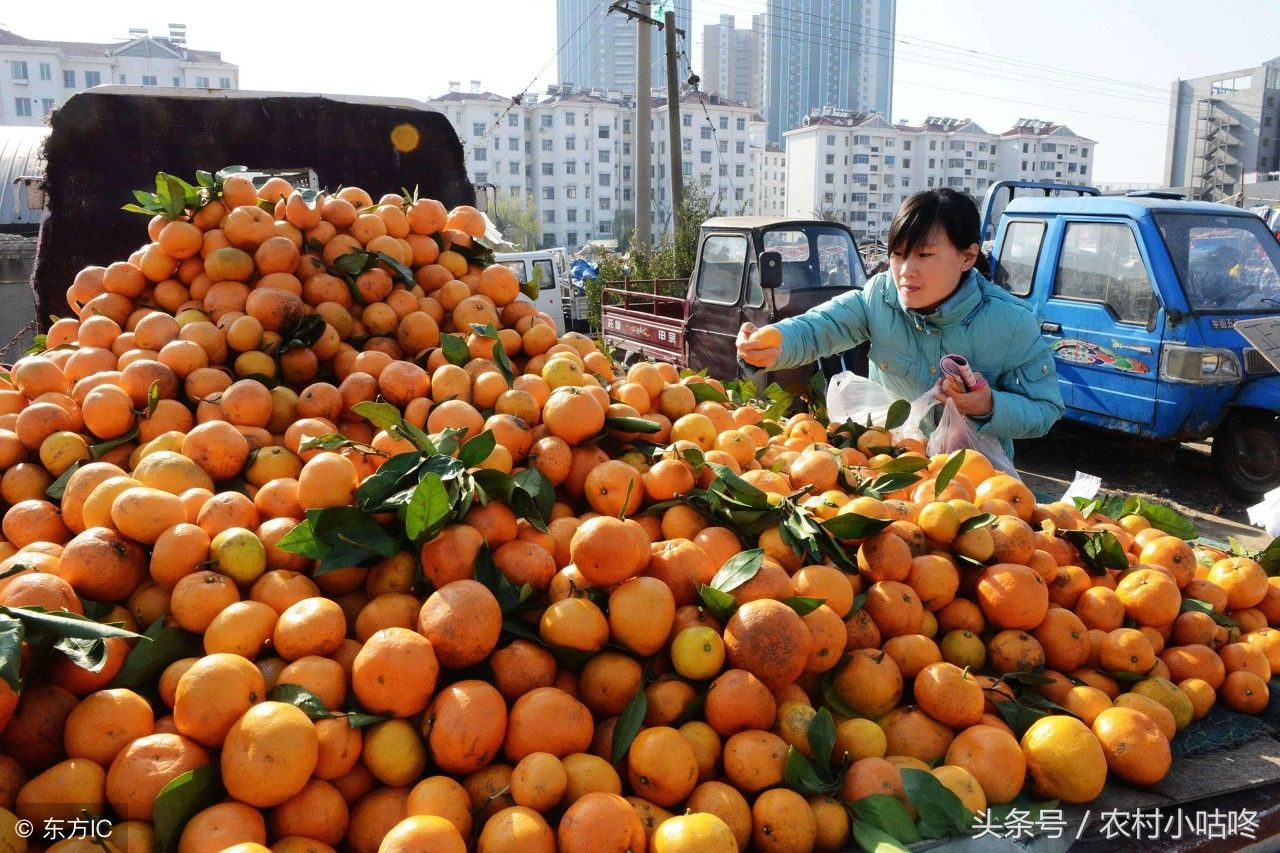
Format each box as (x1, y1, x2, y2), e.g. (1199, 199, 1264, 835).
(737, 188, 1064, 460)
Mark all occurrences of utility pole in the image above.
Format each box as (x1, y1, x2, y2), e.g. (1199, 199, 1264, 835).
(634, 2, 652, 248)
(609, 2, 685, 247)
(664, 8, 684, 237)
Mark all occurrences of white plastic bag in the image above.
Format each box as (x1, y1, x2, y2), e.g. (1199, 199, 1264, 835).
(1247, 485, 1280, 538)
(925, 397, 1020, 479)
(825, 372, 936, 442)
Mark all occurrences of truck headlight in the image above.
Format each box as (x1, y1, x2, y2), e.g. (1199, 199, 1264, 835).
(1161, 346, 1241, 383)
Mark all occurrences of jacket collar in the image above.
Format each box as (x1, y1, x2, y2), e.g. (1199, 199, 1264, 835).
(885, 268, 985, 332)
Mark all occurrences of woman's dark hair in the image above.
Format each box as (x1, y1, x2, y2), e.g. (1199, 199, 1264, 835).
(886, 188, 981, 259)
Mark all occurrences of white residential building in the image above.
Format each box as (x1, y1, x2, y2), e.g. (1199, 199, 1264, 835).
(427, 84, 768, 250)
(755, 144, 787, 217)
(0, 25, 238, 126)
(785, 108, 1095, 241)
(995, 119, 1094, 186)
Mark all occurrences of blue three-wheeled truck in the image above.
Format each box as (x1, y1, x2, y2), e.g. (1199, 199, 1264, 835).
(983, 181, 1280, 499)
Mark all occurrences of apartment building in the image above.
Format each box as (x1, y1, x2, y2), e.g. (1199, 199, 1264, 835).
(0, 25, 237, 126)
(701, 13, 765, 112)
(755, 144, 787, 218)
(995, 119, 1094, 186)
(785, 108, 1095, 242)
(555, 0, 693, 94)
(427, 83, 767, 250)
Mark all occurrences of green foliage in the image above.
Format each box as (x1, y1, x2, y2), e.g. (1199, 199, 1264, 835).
(493, 191, 542, 252)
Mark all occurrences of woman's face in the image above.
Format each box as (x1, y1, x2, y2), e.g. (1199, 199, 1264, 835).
(889, 225, 979, 312)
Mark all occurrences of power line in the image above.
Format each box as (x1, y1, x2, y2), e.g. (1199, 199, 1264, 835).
(686, 8, 1173, 109)
(690, 0, 1170, 97)
(677, 42, 743, 209)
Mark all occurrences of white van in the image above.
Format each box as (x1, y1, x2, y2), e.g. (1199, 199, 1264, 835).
(493, 249, 572, 334)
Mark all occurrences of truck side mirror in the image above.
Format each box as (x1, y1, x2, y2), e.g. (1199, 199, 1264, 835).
(760, 250, 782, 289)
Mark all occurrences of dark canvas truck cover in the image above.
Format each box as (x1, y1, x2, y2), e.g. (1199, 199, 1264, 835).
(32, 86, 475, 328)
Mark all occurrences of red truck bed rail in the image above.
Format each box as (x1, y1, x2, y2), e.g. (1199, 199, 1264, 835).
(600, 278, 691, 366)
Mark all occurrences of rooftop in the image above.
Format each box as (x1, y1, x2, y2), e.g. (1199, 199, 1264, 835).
(0, 27, 228, 64)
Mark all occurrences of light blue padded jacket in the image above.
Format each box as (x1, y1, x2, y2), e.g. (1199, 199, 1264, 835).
(761, 268, 1065, 460)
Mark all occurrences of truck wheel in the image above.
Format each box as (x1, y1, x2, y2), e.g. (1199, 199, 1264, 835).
(1212, 411, 1280, 500)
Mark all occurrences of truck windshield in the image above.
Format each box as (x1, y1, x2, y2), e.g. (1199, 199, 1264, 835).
(1155, 212, 1280, 312)
(760, 226, 866, 291)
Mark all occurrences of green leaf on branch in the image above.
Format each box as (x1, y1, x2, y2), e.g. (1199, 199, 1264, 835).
(404, 473, 451, 542)
(89, 425, 139, 461)
(883, 399, 911, 430)
(933, 449, 966, 494)
(957, 513, 997, 535)
(611, 687, 648, 764)
(109, 619, 202, 691)
(821, 513, 892, 540)
(153, 766, 225, 853)
(688, 382, 729, 404)
(783, 747, 831, 795)
(1180, 597, 1239, 629)
(269, 684, 332, 720)
(696, 584, 737, 624)
(605, 417, 663, 434)
(441, 334, 470, 367)
(902, 768, 977, 838)
(782, 596, 826, 616)
(709, 548, 764, 593)
(0, 617, 22, 693)
(871, 455, 931, 475)
(45, 459, 83, 501)
(459, 430, 497, 468)
(848, 795, 920, 845)
(1056, 529, 1128, 575)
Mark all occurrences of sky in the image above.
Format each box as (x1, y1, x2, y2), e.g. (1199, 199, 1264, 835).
(5, 0, 1280, 184)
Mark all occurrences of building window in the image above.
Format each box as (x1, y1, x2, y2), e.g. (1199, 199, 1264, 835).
(14, 98, 31, 117)
(143, 75, 157, 86)
(948, 158, 963, 168)
(509, 185, 521, 196)
(826, 134, 836, 146)
(220, 78, 231, 89)
(469, 122, 483, 136)
(682, 162, 692, 177)
(928, 158, 936, 169)
(195, 76, 208, 87)
(598, 150, 610, 164)
(41, 98, 53, 115)
(541, 163, 554, 175)
(950, 140, 965, 150)
(476, 171, 488, 182)
(10, 61, 28, 81)
(507, 137, 518, 151)
(542, 232, 555, 246)
(735, 141, 744, 154)
(885, 155, 896, 166)
(623, 119, 631, 133)
(565, 161, 576, 175)
(1081, 147, 1089, 158)
(565, 112, 576, 126)
(622, 142, 631, 155)
(541, 138, 553, 151)
(701, 126, 712, 140)
(719, 165, 727, 177)
(853, 154, 869, 165)
(1080, 166, 1088, 175)
(600, 197, 611, 211)
(475, 148, 487, 162)
(903, 140, 911, 150)
(567, 208, 577, 222)
(736, 117, 745, 131)
(700, 151, 712, 164)
(718, 140, 727, 153)
(1022, 142, 1029, 153)
(717, 116, 727, 130)
(825, 154, 835, 166)
(623, 165, 631, 180)
(600, 173, 611, 187)
(1041, 143, 1056, 152)
(566, 186, 577, 199)
(172, 76, 180, 86)
(39, 63, 51, 81)
(63, 70, 75, 88)
(598, 125, 609, 139)
(542, 187, 555, 200)
(85, 71, 101, 87)
(545, 210, 555, 222)
(825, 173, 834, 184)
(509, 162, 519, 175)
(118, 75, 127, 84)
(735, 165, 744, 178)
(683, 114, 692, 127)
(566, 136, 576, 150)
(855, 135, 870, 145)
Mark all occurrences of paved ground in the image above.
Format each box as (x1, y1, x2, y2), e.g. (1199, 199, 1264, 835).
(1015, 423, 1271, 549)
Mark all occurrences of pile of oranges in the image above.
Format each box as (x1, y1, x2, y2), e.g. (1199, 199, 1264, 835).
(0, 170, 1277, 853)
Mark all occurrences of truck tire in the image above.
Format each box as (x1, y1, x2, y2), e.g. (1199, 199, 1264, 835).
(1212, 411, 1280, 500)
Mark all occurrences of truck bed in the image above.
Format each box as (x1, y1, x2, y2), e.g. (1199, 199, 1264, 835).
(600, 279, 690, 365)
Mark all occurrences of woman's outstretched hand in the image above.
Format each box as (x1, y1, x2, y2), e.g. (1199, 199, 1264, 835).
(736, 323, 782, 368)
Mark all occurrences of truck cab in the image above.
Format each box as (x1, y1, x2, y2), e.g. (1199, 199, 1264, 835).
(988, 188, 1280, 497)
(602, 216, 868, 388)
